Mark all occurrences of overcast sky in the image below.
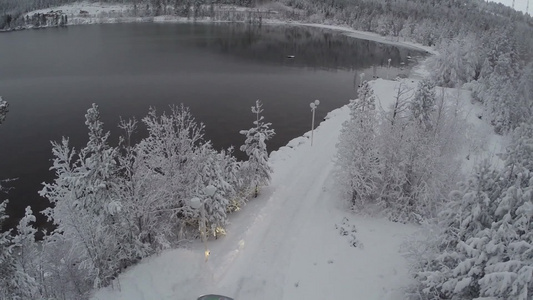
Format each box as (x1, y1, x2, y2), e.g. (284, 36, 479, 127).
(491, 0, 530, 14)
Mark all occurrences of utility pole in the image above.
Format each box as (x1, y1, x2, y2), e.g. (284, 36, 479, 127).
(310, 100, 320, 146)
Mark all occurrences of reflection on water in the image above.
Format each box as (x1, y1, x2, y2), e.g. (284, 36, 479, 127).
(0, 23, 424, 229)
(166, 23, 417, 71)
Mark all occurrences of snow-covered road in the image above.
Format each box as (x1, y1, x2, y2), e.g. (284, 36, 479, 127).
(93, 98, 418, 300)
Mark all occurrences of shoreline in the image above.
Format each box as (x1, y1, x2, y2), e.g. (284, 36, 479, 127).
(17, 2, 435, 55)
(9, 13, 434, 80)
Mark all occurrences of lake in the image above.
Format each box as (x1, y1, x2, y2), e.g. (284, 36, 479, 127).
(0, 22, 423, 229)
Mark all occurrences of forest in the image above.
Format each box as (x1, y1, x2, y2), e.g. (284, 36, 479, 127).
(0, 0, 532, 299)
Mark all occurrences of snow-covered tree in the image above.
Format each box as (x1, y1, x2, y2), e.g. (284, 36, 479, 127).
(411, 123, 533, 299)
(114, 117, 156, 258)
(336, 81, 380, 209)
(471, 29, 523, 134)
(516, 62, 533, 130)
(0, 200, 17, 298)
(13, 208, 38, 275)
(373, 81, 464, 222)
(116, 105, 243, 246)
(0, 96, 7, 125)
(374, 82, 414, 218)
(193, 143, 231, 237)
(240, 100, 275, 198)
(0, 202, 39, 299)
(40, 103, 123, 289)
(217, 147, 244, 212)
(410, 78, 437, 132)
(132, 105, 207, 245)
(429, 34, 482, 87)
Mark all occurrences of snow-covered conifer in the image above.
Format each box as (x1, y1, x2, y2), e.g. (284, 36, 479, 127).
(0, 200, 17, 298)
(194, 143, 231, 237)
(240, 100, 275, 198)
(410, 78, 436, 132)
(0, 202, 39, 299)
(411, 123, 533, 299)
(429, 34, 482, 88)
(218, 147, 244, 212)
(336, 81, 380, 209)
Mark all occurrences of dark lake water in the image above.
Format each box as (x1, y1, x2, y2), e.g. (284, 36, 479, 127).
(0, 22, 423, 229)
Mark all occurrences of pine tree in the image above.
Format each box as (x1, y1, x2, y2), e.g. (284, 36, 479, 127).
(240, 100, 275, 198)
(336, 81, 379, 209)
